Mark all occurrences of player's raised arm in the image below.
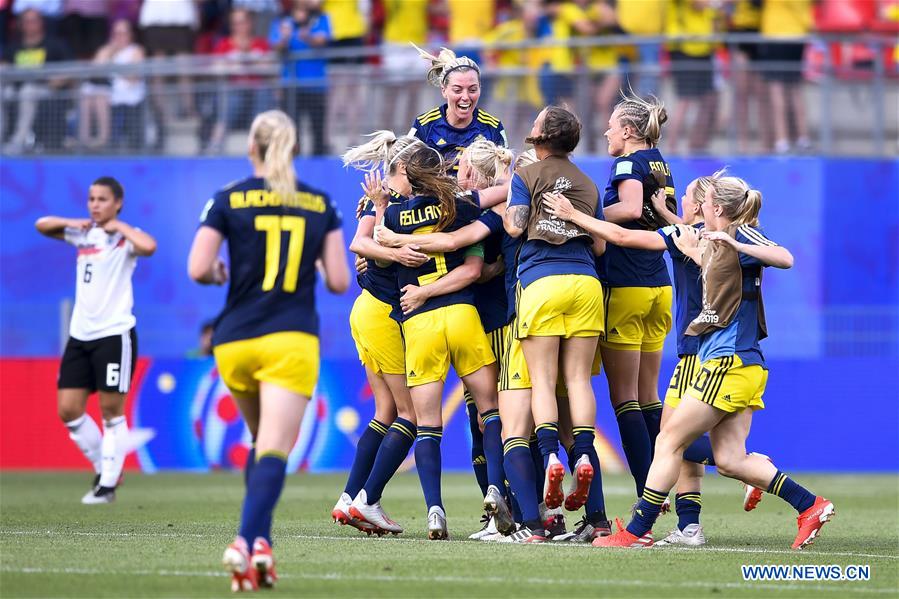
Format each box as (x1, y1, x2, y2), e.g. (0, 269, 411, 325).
(188, 226, 228, 285)
(320, 227, 350, 293)
(104, 219, 157, 256)
(35, 216, 91, 240)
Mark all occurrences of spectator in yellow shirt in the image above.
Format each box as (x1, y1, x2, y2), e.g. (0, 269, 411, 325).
(578, 0, 623, 152)
(617, 0, 668, 94)
(728, 0, 774, 153)
(537, 0, 596, 108)
(380, 0, 431, 132)
(323, 0, 369, 147)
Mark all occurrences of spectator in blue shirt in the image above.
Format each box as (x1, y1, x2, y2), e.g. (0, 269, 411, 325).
(269, 0, 331, 155)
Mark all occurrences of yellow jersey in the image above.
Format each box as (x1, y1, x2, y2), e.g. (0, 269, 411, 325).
(383, 0, 429, 45)
(541, 2, 588, 72)
(730, 0, 761, 30)
(448, 0, 495, 43)
(760, 0, 813, 37)
(617, 0, 667, 35)
(666, 0, 719, 57)
(323, 0, 367, 40)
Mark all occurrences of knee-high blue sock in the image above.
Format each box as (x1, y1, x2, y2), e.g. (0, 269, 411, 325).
(510, 484, 523, 522)
(767, 471, 815, 513)
(676, 492, 702, 530)
(239, 453, 287, 544)
(683, 435, 716, 466)
(480, 409, 505, 490)
(414, 426, 443, 510)
(535, 422, 560, 469)
(626, 486, 667, 537)
(243, 442, 256, 489)
(573, 427, 607, 522)
(362, 418, 416, 504)
(614, 401, 652, 496)
(343, 419, 388, 498)
(529, 433, 544, 499)
(641, 401, 663, 455)
(465, 394, 488, 497)
(503, 437, 541, 526)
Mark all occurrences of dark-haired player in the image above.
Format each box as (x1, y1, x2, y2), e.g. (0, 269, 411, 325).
(35, 176, 157, 505)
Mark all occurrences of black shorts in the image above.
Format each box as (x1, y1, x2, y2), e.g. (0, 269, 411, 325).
(58, 329, 138, 394)
(757, 42, 805, 83)
(141, 25, 194, 56)
(669, 52, 715, 97)
(329, 37, 365, 65)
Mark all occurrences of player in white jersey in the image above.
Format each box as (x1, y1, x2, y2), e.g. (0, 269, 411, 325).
(35, 177, 156, 504)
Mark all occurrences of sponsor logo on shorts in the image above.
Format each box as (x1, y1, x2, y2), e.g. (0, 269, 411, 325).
(512, 373, 521, 380)
(408, 370, 417, 377)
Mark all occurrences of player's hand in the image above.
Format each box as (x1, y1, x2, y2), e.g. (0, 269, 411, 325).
(394, 244, 428, 267)
(542, 191, 574, 221)
(101, 219, 121, 234)
(650, 188, 668, 213)
(374, 224, 401, 247)
(673, 224, 700, 249)
(69, 218, 93, 231)
(354, 254, 367, 275)
(361, 171, 389, 210)
(702, 230, 738, 247)
(355, 195, 368, 220)
(212, 258, 229, 285)
(400, 284, 430, 314)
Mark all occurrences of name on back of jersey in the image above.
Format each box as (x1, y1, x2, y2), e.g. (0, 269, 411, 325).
(229, 189, 327, 213)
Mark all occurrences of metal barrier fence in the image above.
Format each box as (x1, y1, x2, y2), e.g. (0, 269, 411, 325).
(1, 34, 896, 157)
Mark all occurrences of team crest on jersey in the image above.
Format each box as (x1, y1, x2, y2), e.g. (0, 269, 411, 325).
(436, 138, 446, 146)
(553, 177, 572, 193)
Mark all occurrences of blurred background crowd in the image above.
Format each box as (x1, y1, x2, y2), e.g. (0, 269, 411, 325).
(1, 0, 897, 157)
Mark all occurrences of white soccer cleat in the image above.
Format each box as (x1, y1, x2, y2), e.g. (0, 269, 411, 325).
(348, 489, 403, 535)
(655, 523, 707, 547)
(332, 492, 354, 524)
(427, 506, 448, 540)
(468, 514, 498, 540)
(223, 536, 258, 592)
(81, 485, 115, 505)
(483, 485, 515, 535)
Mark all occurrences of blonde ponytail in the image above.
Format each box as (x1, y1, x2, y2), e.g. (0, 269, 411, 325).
(412, 43, 480, 88)
(614, 91, 668, 147)
(710, 174, 762, 227)
(514, 148, 538, 171)
(463, 138, 514, 187)
(342, 130, 398, 171)
(250, 110, 297, 202)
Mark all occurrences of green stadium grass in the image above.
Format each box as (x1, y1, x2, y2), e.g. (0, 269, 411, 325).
(1, 472, 896, 597)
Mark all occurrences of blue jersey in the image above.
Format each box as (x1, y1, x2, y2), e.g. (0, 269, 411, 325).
(384, 193, 483, 321)
(473, 205, 509, 333)
(597, 148, 674, 288)
(200, 176, 342, 346)
(508, 173, 602, 289)
(698, 225, 775, 367)
(410, 104, 507, 171)
(659, 223, 704, 356)
(478, 209, 523, 325)
(357, 190, 404, 308)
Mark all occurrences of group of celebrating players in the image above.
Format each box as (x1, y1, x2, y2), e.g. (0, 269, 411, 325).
(37, 44, 835, 593)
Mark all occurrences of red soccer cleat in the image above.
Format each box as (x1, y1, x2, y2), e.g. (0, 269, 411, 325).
(592, 518, 653, 548)
(543, 454, 565, 510)
(743, 483, 764, 512)
(564, 455, 594, 512)
(792, 497, 835, 550)
(222, 536, 258, 592)
(251, 537, 278, 589)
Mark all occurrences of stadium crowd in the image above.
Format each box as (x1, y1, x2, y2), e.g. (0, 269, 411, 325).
(2, 0, 897, 156)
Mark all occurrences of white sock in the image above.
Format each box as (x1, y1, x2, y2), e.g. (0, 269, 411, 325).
(99, 416, 129, 488)
(65, 414, 102, 474)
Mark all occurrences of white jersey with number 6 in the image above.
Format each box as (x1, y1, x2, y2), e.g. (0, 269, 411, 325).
(64, 226, 138, 341)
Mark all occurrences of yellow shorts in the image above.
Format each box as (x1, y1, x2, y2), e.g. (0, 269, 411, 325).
(685, 355, 768, 413)
(664, 354, 699, 409)
(516, 275, 604, 339)
(499, 320, 531, 391)
(600, 285, 672, 352)
(214, 331, 319, 398)
(349, 290, 405, 376)
(401, 304, 495, 387)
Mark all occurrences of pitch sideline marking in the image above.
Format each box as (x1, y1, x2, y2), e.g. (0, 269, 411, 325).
(2, 529, 898, 561)
(0, 565, 894, 595)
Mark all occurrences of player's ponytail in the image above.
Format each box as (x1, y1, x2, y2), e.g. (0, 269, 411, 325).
(463, 138, 514, 187)
(413, 43, 480, 88)
(525, 106, 581, 155)
(710, 175, 762, 228)
(614, 91, 668, 147)
(404, 145, 462, 232)
(514, 149, 538, 171)
(250, 110, 297, 202)
(342, 130, 398, 172)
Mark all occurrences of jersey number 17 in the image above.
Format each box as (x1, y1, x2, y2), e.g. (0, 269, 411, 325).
(255, 215, 306, 292)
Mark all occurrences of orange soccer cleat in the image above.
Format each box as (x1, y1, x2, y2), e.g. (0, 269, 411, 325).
(592, 518, 653, 548)
(563, 455, 594, 512)
(222, 536, 258, 592)
(251, 537, 278, 589)
(792, 497, 835, 550)
(543, 454, 566, 510)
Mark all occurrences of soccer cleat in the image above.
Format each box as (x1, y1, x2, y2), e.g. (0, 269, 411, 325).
(792, 497, 835, 550)
(81, 485, 115, 505)
(500, 526, 547, 544)
(332, 492, 353, 524)
(592, 518, 653, 548)
(251, 537, 277, 589)
(543, 453, 565, 510)
(483, 485, 515, 535)
(427, 506, 448, 540)
(743, 453, 771, 511)
(543, 510, 567, 539)
(469, 514, 498, 540)
(222, 536, 258, 592)
(655, 523, 706, 547)
(563, 455, 593, 512)
(348, 490, 403, 535)
(551, 516, 611, 542)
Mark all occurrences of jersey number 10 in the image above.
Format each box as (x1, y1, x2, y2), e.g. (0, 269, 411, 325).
(255, 215, 306, 293)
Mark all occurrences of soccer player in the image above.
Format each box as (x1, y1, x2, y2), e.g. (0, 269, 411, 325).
(410, 46, 507, 169)
(378, 145, 506, 540)
(35, 177, 156, 505)
(597, 93, 675, 502)
(504, 106, 609, 541)
(333, 132, 430, 535)
(188, 110, 349, 590)
(595, 175, 835, 550)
